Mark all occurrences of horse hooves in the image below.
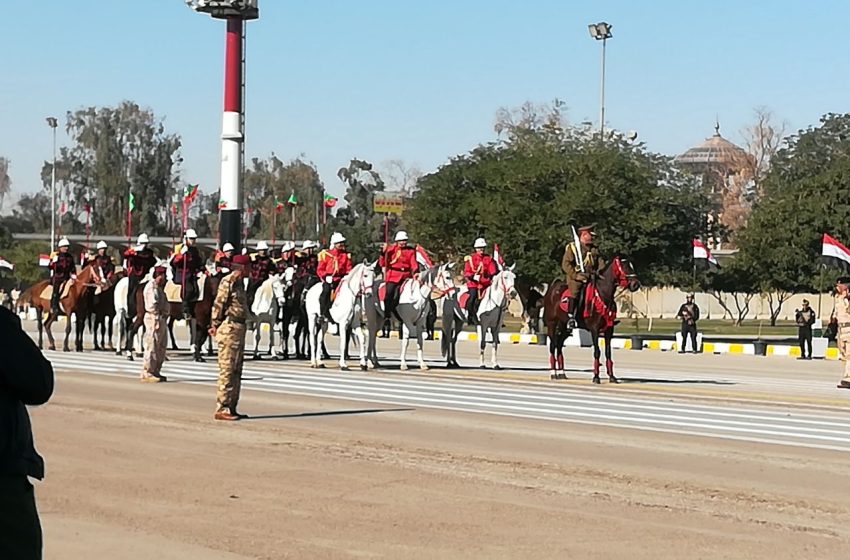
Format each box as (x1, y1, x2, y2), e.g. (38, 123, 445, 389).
(340, 365, 349, 371)
(400, 365, 409, 371)
(63, 348, 70, 353)
(493, 365, 502, 371)
(127, 355, 135, 362)
(592, 376, 601, 384)
(608, 376, 619, 384)
(318, 363, 326, 369)
(360, 365, 368, 372)
(252, 355, 261, 361)
(321, 354, 331, 361)
(194, 356, 206, 363)
(420, 365, 430, 372)
(479, 365, 486, 370)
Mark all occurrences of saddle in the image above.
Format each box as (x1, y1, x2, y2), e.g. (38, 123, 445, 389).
(164, 275, 206, 303)
(557, 284, 591, 316)
(40, 280, 75, 302)
(376, 279, 412, 313)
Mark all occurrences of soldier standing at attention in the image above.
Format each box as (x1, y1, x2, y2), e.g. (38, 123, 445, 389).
(834, 277, 850, 389)
(140, 265, 169, 383)
(210, 254, 252, 420)
(795, 299, 816, 360)
(561, 225, 605, 329)
(677, 294, 701, 353)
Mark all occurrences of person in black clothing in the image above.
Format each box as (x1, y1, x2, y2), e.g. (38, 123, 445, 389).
(795, 299, 816, 360)
(0, 306, 54, 559)
(676, 294, 701, 353)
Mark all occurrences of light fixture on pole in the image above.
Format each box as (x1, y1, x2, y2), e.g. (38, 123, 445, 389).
(587, 22, 612, 137)
(186, 0, 259, 253)
(45, 117, 58, 252)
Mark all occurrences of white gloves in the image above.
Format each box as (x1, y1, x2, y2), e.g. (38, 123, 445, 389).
(473, 274, 481, 282)
(180, 245, 188, 255)
(325, 276, 333, 283)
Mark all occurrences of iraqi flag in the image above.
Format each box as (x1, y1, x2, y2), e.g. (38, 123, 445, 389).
(0, 257, 13, 271)
(415, 245, 433, 269)
(693, 239, 719, 267)
(493, 243, 506, 271)
(822, 233, 850, 271)
(38, 254, 51, 267)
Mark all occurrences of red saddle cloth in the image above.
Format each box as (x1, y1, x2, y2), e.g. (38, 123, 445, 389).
(558, 287, 572, 313)
(558, 285, 616, 328)
(458, 290, 471, 311)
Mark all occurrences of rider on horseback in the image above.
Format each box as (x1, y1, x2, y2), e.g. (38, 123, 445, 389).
(561, 225, 606, 329)
(317, 232, 353, 322)
(172, 229, 205, 319)
(48, 238, 76, 314)
(91, 240, 116, 281)
(123, 234, 157, 322)
(275, 242, 296, 275)
(379, 231, 418, 321)
(296, 240, 319, 280)
(247, 241, 274, 309)
(463, 237, 497, 326)
(214, 242, 235, 277)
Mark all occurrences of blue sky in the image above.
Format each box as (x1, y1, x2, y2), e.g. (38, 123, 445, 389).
(2, 0, 849, 202)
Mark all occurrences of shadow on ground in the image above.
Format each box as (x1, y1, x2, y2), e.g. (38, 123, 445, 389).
(242, 407, 415, 421)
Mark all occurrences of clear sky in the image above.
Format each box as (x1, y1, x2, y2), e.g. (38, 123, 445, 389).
(2, 0, 848, 203)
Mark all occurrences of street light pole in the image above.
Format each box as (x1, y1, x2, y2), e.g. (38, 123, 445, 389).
(46, 117, 58, 252)
(588, 22, 613, 137)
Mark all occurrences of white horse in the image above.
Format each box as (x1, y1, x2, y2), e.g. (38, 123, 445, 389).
(472, 267, 518, 369)
(365, 263, 456, 371)
(304, 262, 376, 370)
(113, 261, 164, 358)
(249, 270, 291, 359)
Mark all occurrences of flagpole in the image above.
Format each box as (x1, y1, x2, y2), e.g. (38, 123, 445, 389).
(272, 206, 277, 246)
(291, 203, 296, 243)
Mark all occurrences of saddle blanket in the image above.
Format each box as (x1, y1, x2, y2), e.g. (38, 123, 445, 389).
(165, 276, 206, 304)
(39, 280, 74, 302)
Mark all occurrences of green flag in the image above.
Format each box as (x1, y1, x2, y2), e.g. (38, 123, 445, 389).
(287, 192, 298, 206)
(129, 192, 136, 212)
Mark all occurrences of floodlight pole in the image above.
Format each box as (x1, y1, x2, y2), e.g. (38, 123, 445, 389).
(46, 117, 58, 252)
(599, 35, 607, 137)
(219, 16, 244, 252)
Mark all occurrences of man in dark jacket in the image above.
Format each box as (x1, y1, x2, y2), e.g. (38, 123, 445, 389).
(0, 306, 54, 559)
(795, 299, 816, 360)
(677, 294, 701, 353)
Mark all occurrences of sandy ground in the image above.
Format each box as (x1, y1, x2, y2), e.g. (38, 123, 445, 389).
(31, 368, 850, 560)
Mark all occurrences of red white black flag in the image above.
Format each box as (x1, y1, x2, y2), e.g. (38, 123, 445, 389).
(693, 239, 719, 267)
(822, 233, 850, 270)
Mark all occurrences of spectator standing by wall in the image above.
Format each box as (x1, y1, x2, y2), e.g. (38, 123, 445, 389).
(795, 299, 816, 360)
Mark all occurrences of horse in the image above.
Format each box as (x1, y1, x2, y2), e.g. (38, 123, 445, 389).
(90, 269, 122, 351)
(472, 267, 518, 369)
(248, 270, 290, 360)
(23, 264, 100, 352)
(542, 255, 640, 383)
(515, 278, 545, 334)
(189, 270, 221, 362)
(304, 262, 376, 370)
(365, 263, 456, 371)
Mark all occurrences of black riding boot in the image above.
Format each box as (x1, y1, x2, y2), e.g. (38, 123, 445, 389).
(50, 288, 61, 315)
(567, 297, 579, 328)
(466, 291, 479, 326)
(321, 282, 334, 322)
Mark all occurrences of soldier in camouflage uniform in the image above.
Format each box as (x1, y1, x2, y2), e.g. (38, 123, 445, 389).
(835, 276, 850, 389)
(209, 254, 252, 420)
(140, 265, 169, 383)
(561, 225, 606, 328)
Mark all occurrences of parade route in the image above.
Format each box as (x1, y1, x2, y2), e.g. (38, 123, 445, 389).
(27, 332, 850, 559)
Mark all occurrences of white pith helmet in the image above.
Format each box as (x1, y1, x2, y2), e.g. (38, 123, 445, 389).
(281, 241, 294, 253)
(301, 240, 317, 250)
(330, 232, 346, 245)
(96, 240, 108, 250)
(474, 237, 487, 249)
(58, 238, 70, 248)
(184, 228, 198, 239)
(256, 241, 269, 251)
(137, 233, 150, 245)
(394, 231, 409, 242)
(222, 242, 235, 253)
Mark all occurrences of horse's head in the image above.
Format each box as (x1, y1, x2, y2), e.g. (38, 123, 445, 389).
(434, 262, 457, 296)
(270, 272, 288, 304)
(348, 261, 376, 297)
(495, 265, 518, 301)
(611, 256, 641, 292)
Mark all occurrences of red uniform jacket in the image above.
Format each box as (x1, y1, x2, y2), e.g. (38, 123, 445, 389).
(250, 255, 274, 284)
(379, 244, 418, 284)
(317, 248, 353, 282)
(464, 252, 497, 290)
(123, 247, 156, 279)
(93, 255, 115, 279)
(49, 252, 76, 283)
(172, 246, 205, 281)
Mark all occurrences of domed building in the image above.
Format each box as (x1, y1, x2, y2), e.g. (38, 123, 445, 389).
(675, 123, 754, 249)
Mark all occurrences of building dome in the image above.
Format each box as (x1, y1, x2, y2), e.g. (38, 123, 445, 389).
(675, 123, 749, 168)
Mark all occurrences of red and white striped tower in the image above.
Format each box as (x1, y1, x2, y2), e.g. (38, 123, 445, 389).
(187, 1, 259, 251)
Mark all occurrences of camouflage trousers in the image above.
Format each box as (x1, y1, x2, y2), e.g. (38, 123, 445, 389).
(839, 329, 850, 382)
(141, 314, 168, 377)
(215, 321, 247, 413)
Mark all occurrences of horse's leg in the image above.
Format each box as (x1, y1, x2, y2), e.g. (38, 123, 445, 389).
(92, 315, 101, 350)
(477, 324, 486, 369)
(491, 328, 500, 370)
(592, 331, 601, 384)
(75, 312, 85, 352)
(557, 334, 566, 379)
(338, 319, 349, 370)
(547, 323, 558, 379)
(45, 313, 57, 352)
(355, 324, 368, 371)
(253, 324, 261, 360)
(416, 320, 429, 371)
(168, 317, 179, 350)
(399, 322, 410, 371)
(36, 307, 45, 350)
(269, 320, 279, 359)
(605, 329, 617, 383)
(63, 312, 72, 352)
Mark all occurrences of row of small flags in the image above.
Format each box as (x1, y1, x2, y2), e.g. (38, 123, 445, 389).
(693, 233, 850, 270)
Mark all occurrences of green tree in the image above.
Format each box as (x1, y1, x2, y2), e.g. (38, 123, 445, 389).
(406, 106, 712, 287)
(43, 101, 182, 237)
(331, 159, 388, 260)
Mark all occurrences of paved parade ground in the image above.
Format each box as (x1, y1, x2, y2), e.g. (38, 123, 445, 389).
(27, 325, 850, 559)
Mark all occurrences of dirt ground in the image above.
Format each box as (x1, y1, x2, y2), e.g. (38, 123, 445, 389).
(32, 371, 850, 560)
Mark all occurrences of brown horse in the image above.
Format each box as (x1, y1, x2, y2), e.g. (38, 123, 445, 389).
(542, 256, 640, 383)
(89, 269, 123, 351)
(24, 264, 101, 352)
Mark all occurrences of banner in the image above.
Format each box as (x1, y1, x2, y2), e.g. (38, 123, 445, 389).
(373, 192, 405, 215)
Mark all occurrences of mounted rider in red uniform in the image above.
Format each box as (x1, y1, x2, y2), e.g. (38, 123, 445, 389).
(48, 238, 77, 314)
(275, 241, 297, 276)
(123, 233, 157, 321)
(463, 237, 498, 325)
(92, 240, 116, 281)
(317, 232, 353, 322)
(379, 231, 418, 320)
(172, 229, 206, 318)
(214, 242, 235, 278)
(295, 240, 319, 280)
(248, 241, 274, 309)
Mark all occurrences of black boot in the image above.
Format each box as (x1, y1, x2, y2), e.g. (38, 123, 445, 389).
(567, 297, 578, 329)
(321, 283, 334, 322)
(50, 290, 61, 315)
